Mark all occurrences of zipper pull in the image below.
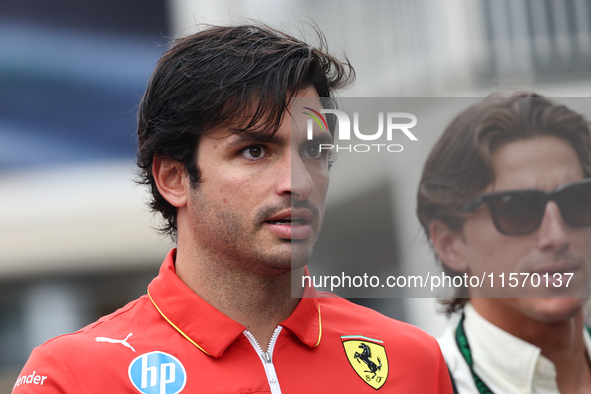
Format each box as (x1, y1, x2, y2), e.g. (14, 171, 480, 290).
(263, 351, 272, 363)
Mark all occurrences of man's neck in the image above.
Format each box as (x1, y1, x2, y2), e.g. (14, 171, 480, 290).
(471, 298, 591, 393)
(174, 246, 302, 352)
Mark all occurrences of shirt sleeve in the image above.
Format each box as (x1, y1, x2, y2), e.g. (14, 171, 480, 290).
(12, 346, 82, 394)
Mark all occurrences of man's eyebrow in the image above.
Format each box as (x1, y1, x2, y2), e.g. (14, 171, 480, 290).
(308, 133, 334, 145)
(224, 132, 288, 147)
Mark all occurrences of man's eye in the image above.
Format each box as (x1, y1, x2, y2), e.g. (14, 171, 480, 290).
(241, 145, 266, 160)
(305, 144, 322, 158)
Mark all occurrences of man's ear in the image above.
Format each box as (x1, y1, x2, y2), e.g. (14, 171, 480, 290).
(152, 156, 188, 208)
(429, 220, 469, 272)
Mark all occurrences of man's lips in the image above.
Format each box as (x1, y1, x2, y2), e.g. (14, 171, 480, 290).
(526, 260, 584, 288)
(528, 260, 582, 276)
(263, 209, 313, 240)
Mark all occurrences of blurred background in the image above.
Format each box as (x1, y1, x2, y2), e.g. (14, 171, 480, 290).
(2, 0, 591, 390)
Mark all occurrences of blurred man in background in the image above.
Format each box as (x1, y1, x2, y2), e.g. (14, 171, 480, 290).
(417, 94, 591, 393)
(14, 24, 453, 393)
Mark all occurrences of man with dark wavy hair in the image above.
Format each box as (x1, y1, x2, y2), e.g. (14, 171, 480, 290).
(417, 95, 591, 393)
(14, 24, 452, 393)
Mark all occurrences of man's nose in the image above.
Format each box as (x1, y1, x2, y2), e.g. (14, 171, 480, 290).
(277, 152, 314, 201)
(537, 201, 570, 252)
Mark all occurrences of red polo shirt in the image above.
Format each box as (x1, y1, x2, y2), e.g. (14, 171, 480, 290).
(13, 249, 452, 393)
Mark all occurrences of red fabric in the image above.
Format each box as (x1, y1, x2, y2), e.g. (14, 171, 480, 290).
(13, 249, 453, 393)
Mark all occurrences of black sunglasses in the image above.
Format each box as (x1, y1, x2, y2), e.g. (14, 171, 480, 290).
(462, 178, 591, 235)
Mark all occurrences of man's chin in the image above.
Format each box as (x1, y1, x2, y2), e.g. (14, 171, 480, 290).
(249, 237, 315, 274)
(251, 249, 310, 275)
(290, 239, 316, 269)
(517, 297, 586, 323)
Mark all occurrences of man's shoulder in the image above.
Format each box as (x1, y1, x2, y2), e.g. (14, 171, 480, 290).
(318, 296, 440, 353)
(311, 296, 453, 393)
(319, 295, 430, 332)
(42, 295, 152, 352)
(21, 294, 155, 367)
(12, 295, 156, 393)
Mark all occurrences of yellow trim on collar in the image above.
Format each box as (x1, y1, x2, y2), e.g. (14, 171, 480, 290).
(148, 290, 211, 356)
(315, 303, 322, 347)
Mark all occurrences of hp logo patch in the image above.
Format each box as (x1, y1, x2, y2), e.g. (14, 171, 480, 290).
(128, 351, 187, 394)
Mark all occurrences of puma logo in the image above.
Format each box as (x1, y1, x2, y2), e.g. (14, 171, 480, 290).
(95, 333, 136, 352)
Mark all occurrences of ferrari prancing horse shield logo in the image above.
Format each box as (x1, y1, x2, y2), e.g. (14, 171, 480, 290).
(342, 336, 389, 390)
